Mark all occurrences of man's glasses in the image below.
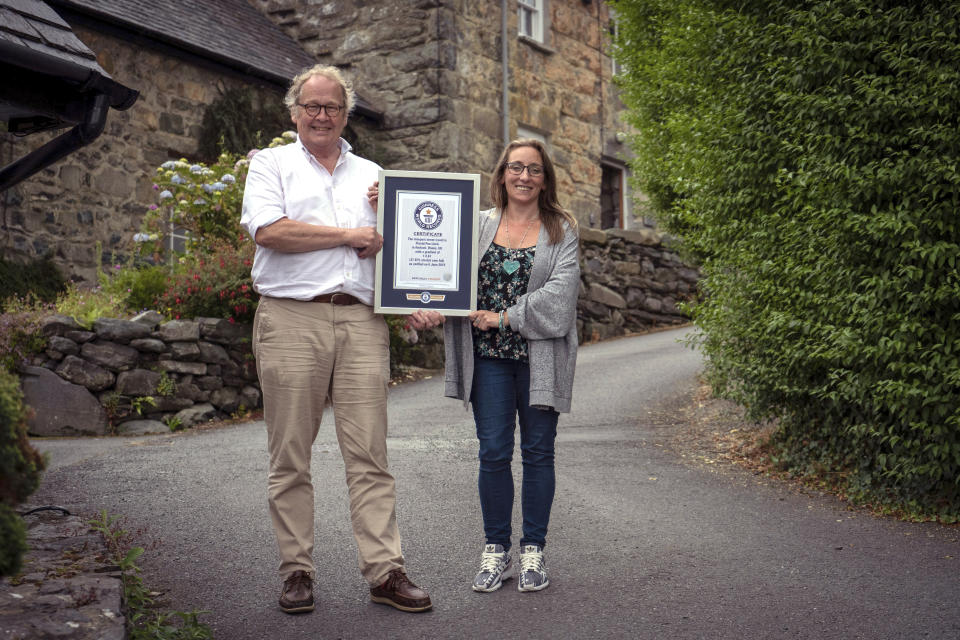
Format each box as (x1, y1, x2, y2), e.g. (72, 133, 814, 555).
(504, 162, 544, 177)
(298, 103, 344, 118)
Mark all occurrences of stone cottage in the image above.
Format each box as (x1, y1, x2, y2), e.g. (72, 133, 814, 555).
(1, 0, 638, 282)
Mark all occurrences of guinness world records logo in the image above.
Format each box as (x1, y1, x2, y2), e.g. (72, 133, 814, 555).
(414, 201, 443, 230)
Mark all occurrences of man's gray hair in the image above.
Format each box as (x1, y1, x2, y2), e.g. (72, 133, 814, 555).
(283, 65, 356, 116)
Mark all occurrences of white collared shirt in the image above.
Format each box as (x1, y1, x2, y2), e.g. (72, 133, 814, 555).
(240, 137, 380, 304)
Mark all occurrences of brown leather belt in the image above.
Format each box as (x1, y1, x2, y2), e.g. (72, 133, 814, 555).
(310, 292, 363, 305)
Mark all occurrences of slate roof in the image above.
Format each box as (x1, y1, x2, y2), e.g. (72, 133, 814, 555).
(48, 0, 316, 85)
(0, 0, 105, 79)
(0, 0, 137, 122)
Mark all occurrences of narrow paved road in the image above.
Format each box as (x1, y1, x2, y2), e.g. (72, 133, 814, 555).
(32, 328, 960, 639)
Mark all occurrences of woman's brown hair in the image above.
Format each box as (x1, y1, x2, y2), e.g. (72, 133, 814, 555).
(490, 139, 578, 244)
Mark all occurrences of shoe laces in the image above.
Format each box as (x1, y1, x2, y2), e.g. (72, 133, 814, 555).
(285, 571, 311, 592)
(381, 568, 412, 590)
(519, 548, 544, 573)
(478, 549, 507, 573)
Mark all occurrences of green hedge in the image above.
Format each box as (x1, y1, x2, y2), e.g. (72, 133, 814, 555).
(0, 368, 45, 575)
(0, 255, 66, 307)
(613, 0, 960, 517)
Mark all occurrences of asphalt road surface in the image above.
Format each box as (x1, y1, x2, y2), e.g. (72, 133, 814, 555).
(32, 328, 960, 639)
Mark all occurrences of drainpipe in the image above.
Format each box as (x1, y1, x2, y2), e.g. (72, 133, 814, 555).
(0, 92, 111, 192)
(501, 0, 510, 146)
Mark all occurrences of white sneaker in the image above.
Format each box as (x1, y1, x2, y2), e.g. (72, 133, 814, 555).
(517, 544, 549, 592)
(472, 544, 514, 592)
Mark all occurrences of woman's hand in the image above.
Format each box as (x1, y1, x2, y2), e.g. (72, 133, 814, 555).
(408, 310, 445, 330)
(468, 310, 502, 331)
(366, 181, 379, 210)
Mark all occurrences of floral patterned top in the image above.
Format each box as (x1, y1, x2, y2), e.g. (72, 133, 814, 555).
(473, 242, 536, 361)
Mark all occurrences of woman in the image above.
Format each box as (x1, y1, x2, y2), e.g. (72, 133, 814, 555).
(408, 139, 580, 593)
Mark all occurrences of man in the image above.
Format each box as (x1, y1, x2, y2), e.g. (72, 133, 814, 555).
(240, 65, 431, 614)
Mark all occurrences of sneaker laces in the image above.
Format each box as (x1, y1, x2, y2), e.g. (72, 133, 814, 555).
(519, 548, 544, 573)
(478, 550, 507, 573)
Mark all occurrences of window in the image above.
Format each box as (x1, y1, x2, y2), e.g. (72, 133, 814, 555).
(518, 0, 544, 43)
(609, 8, 623, 76)
(600, 164, 625, 229)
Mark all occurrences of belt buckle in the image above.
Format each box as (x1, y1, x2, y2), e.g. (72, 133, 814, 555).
(330, 292, 350, 305)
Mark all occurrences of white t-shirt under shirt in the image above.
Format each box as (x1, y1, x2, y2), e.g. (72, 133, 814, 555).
(240, 137, 380, 305)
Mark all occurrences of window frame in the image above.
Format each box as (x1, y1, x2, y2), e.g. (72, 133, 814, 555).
(518, 0, 546, 44)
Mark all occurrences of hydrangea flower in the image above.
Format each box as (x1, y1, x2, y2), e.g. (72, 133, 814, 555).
(282, 130, 297, 140)
(161, 161, 177, 170)
(159, 190, 173, 199)
(171, 174, 187, 185)
(221, 173, 236, 184)
(210, 181, 226, 191)
(189, 164, 204, 174)
(194, 198, 207, 205)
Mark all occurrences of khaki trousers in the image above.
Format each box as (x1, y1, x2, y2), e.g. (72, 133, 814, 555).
(252, 297, 403, 586)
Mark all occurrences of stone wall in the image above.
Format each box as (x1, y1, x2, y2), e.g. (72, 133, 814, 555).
(0, 26, 286, 283)
(250, 0, 632, 222)
(577, 227, 697, 342)
(17, 226, 696, 437)
(21, 311, 260, 437)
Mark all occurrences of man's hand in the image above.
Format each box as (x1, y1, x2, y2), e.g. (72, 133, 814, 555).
(408, 310, 445, 330)
(367, 181, 379, 210)
(348, 226, 384, 259)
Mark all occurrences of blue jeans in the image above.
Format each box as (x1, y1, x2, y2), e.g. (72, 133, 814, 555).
(470, 356, 559, 550)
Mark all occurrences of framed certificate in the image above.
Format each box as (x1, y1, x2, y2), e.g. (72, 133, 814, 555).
(375, 170, 480, 315)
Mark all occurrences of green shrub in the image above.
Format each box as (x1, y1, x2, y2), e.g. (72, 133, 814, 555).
(54, 282, 128, 328)
(0, 368, 45, 576)
(99, 263, 171, 313)
(0, 301, 49, 373)
(156, 238, 257, 323)
(613, 0, 960, 517)
(197, 86, 289, 163)
(0, 255, 66, 307)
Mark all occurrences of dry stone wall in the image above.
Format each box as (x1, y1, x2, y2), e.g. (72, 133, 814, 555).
(21, 311, 260, 437)
(577, 227, 697, 342)
(17, 228, 696, 437)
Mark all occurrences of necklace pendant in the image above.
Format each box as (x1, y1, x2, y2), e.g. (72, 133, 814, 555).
(502, 259, 520, 275)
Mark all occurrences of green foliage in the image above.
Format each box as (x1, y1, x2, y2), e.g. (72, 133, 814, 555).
(88, 510, 212, 639)
(0, 301, 49, 372)
(197, 86, 289, 163)
(156, 238, 257, 323)
(0, 504, 27, 576)
(0, 368, 45, 576)
(99, 263, 171, 313)
(141, 153, 250, 259)
(54, 282, 128, 329)
(0, 254, 66, 306)
(612, 0, 960, 517)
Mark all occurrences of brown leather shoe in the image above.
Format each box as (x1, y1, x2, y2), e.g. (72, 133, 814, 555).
(369, 568, 432, 612)
(279, 570, 314, 614)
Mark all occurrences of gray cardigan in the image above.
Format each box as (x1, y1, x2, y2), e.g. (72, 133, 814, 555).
(443, 208, 580, 413)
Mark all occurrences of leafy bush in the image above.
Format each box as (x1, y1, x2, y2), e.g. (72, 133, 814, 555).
(197, 86, 289, 163)
(99, 263, 171, 313)
(0, 255, 66, 307)
(156, 238, 257, 323)
(54, 282, 128, 329)
(613, 0, 960, 517)
(0, 368, 45, 576)
(0, 300, 49, 373)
